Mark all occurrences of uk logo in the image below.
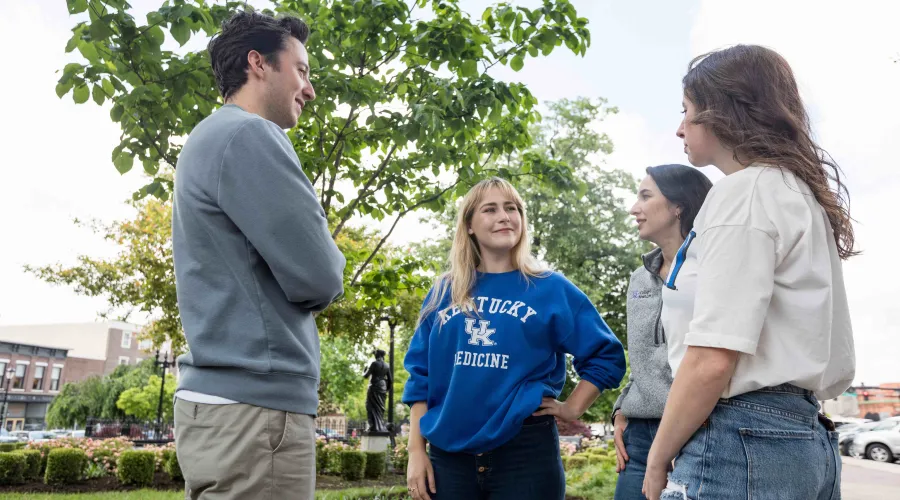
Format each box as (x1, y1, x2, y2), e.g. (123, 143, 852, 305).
(465, 318, 496, 346)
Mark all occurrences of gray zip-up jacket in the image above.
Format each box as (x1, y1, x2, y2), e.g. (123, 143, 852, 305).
(612, 248, 673, 419)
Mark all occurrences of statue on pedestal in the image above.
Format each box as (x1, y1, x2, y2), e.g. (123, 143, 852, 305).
(363, 349, 392, 434)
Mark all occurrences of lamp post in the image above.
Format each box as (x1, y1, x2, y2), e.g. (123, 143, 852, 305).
(1, 367, 16, 432)
(380, 313, 399, 449)
(153, 350, 174, 440)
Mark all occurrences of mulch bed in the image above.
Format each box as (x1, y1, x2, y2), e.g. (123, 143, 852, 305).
(0, 472, 183, 494)
(0, 472, 406, 494)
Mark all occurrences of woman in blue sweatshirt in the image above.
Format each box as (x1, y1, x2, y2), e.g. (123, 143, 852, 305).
(402, 177, 626, 500)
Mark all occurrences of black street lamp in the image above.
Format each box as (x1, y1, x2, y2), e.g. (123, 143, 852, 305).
(1, 366, 16, 432)
(380, 314, 399, 449)
(153, 350, 175, 440)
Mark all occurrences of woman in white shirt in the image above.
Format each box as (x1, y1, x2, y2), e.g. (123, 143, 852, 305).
(642, 44, 856, 500)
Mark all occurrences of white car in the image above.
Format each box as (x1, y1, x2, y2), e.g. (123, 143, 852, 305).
(850, 417, 900, 463)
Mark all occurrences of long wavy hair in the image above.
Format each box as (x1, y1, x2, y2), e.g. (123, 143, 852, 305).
(418, 178, 547, 325)
(683, 44, 856, 259)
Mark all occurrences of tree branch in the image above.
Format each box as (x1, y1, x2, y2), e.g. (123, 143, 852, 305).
(349, 180, 463, 286)
(331, 143, 399, 238)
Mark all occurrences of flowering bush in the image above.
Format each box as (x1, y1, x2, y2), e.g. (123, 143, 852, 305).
(580, 436, 605, 450)
(27, 437, 134, 474)
(560, 441, 577, 457)
(392, 437, 409, 473)
(141, 442, 176, 471)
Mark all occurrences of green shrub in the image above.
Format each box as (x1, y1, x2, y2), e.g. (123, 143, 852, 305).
(565, 462, 618, 499)
(566, 455, 588, 471)
(116, 450, 156, 487)
(316, 441, 327, 474)
(363, 451, 386, 479)
(0, 452, 27, 485)
(340, 450, 366, 481)
(0, 442, 26, 452)
(14, 449, 41, 481)
(44, 448, 86, 485)
(37, 445, 52, 476)
(160, 449, 174, 472)
(561, 456, 570, 470)
(165, 450, 183, 481)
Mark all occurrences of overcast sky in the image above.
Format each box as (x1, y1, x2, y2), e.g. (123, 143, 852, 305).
(1, 0, 897, 385)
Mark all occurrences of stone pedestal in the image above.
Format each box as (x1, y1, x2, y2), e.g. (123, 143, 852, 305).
(361, 433, 390, 453)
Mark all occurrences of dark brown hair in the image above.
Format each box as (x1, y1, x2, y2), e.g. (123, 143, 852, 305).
(683, 44, 856, 259)
(208, 11, 310, 100)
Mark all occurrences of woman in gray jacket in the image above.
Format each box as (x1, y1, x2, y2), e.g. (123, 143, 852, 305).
(612, 164, 712, 500)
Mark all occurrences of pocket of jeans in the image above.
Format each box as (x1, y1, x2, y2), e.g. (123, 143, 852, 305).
(740, 428, 819, 498)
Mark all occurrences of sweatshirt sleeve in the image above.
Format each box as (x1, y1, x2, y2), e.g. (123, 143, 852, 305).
(559, 298, 626, 391)
(217, 118, 346, 310)
(611, 371, 634, 416)
(402, 291, 436, 405)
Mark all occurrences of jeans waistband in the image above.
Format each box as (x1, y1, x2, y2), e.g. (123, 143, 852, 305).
(753, 383, 813, 397)
(522, 414, 554, 426)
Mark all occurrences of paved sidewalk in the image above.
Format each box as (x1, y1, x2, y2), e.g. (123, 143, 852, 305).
(841, 456, 900, 499)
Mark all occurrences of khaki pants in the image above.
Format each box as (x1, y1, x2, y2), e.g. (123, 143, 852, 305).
(174, 399, 316, 500)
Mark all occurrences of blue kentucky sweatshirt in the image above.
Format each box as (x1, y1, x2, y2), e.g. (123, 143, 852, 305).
(402, 270, 626, 454)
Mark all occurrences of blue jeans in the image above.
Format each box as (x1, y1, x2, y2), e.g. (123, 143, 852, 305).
(614, 418, 661, 500)
(428, 415, 565, 500)
(661, 384, 841, 500)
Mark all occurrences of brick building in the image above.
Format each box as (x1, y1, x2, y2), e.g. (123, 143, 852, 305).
(855, 382, 900, 419)
(0, 321, 153, 383)
(0, 340, 68, 431)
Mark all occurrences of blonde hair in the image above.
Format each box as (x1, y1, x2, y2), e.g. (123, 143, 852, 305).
(418, 177, 547, 325)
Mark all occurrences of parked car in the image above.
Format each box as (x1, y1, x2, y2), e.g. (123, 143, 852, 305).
(851, 417, 900, 463)
(838, 421, 881, 456)
(10, 431, 30, 442)
(27, 431, 57, 443)
(0, 429, 19, 443)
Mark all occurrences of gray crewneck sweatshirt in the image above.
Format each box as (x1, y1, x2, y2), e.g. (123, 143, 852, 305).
(612, 247, 673, 420)
(172, 104, 346, 415)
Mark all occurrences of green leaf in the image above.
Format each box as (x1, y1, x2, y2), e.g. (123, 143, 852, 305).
(77, 42, 100, 63)
(73, 83, 90, 104)
(55, 82, 73, 99)
(92, 84, 105, 105)
(101, 78, 115, 96)
(146, 25, 165, 47)
(61, 63, 82, 81)
(142, 158, 159, 176)
(89, 20, 114, 41)
(68, 0, 88, 14)
(114, 151, 133, 174)
(170, 20, 190, 46)
(510, 54, 524, 72)
(460, 59, 477, 78)
(110, 104, 124, 122)
(65, 35, 79, 53)
(397, 83, 407, 95)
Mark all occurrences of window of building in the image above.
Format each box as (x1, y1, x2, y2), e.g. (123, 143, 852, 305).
(50, 367, 62, 391)
(121, 331, 132, 349)
(32, 365, 46, 391)
(12, 363, 27, 390)
(118, 356, 130, 366)
(138, 339, 152, 351)
(0, 361, 7, 385)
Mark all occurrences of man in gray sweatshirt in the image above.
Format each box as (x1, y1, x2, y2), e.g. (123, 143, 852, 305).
(171, 11, 345, 499)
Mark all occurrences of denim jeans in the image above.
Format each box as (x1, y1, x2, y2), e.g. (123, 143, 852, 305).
(614, 418, 661, 500)
(661, 384, 841, 500)
(428, 415, 565, 500)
